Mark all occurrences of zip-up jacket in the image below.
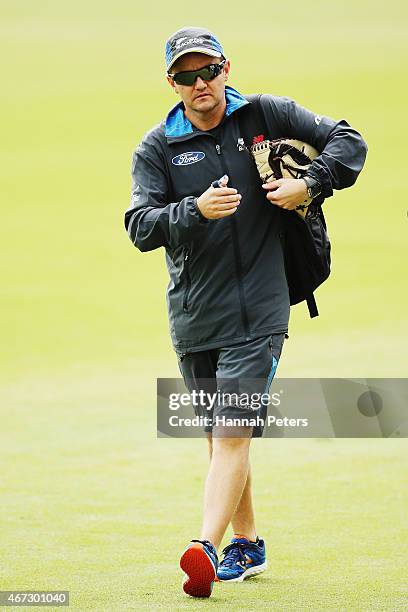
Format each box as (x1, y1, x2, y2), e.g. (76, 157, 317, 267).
(124, 87, 367, 353)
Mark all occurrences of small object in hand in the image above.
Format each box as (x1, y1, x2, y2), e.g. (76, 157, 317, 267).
(212, 174, 228, 188)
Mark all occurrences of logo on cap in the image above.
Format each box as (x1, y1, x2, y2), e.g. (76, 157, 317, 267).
(174, 37, 188, 48)
(175, 37, 205, 49)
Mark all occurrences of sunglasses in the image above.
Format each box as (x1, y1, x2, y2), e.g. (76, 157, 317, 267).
(169, 60, 226, 86)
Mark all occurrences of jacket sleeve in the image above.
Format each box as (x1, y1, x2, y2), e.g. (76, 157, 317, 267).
(124, 135, 208, 253)
(260, 95, 368, 198)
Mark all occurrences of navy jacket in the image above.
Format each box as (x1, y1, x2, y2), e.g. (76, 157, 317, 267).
(124, 87, 367, 353)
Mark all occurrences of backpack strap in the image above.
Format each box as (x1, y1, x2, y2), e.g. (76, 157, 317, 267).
(245, 94, 269, 135)
(306, 295, 319, 318)
(247, 94, 320, 319)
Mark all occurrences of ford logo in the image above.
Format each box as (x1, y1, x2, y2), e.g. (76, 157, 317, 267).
(172, 152, 206, 166)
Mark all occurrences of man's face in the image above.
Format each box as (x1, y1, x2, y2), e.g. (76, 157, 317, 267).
(167, 53, 230, 116)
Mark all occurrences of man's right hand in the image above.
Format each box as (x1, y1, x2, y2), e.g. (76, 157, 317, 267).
(196, 175, 241, 219)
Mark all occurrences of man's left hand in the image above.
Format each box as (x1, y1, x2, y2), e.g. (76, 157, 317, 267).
(262, 178, 308, 210)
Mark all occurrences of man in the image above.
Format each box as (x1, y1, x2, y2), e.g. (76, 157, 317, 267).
(124, 26, 367, 598)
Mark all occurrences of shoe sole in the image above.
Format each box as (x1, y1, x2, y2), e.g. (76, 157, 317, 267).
(218, 560, 267, 583)
(180, 543, 217, 598)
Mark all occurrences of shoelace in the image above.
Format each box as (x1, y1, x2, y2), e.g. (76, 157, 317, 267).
(219, 542, 247, 568)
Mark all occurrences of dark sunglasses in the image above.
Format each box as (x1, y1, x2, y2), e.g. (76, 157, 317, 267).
(169, 60, 226, 86)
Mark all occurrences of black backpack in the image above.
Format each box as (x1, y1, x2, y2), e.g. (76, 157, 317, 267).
(244, 94, 331, 318)
(279, 201, 331, 317)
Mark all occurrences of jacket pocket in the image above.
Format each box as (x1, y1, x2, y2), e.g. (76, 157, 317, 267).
(182, 247, 191, 313)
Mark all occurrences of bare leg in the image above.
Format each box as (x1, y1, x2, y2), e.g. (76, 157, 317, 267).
(200, 428, 252, 549)
(230, 462, 256, 540)
(206, 435, 256, 542)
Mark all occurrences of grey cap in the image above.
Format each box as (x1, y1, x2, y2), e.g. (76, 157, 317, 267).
(165, 26, 224, 72)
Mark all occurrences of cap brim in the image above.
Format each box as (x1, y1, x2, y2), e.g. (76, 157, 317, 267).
(167, 49, 222, 72)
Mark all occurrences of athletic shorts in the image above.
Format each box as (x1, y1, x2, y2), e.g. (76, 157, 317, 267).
(176, 333, 286, 437)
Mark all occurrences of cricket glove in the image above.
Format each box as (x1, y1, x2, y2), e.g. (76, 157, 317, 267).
(251, 138, 319, 217)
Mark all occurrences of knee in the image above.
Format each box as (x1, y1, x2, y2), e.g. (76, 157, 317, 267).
(212, 429, 252, 455)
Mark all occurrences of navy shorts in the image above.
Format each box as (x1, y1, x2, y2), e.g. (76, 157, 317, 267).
(176, 333, 286, 437)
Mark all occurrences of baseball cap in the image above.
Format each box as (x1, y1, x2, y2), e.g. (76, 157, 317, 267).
(165, 26, 224, 73)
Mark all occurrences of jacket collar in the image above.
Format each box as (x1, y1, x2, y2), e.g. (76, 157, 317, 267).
(165, 86, 249, 139)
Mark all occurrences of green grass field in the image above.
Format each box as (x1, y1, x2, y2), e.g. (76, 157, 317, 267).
(1, 1, 407, 609)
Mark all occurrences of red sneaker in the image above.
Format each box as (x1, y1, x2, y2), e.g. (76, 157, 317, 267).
(180, 539, 218, 598)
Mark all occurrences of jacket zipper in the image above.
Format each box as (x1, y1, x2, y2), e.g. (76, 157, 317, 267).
(215, 142, 251, 340)
(183, 249, 191, 313)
